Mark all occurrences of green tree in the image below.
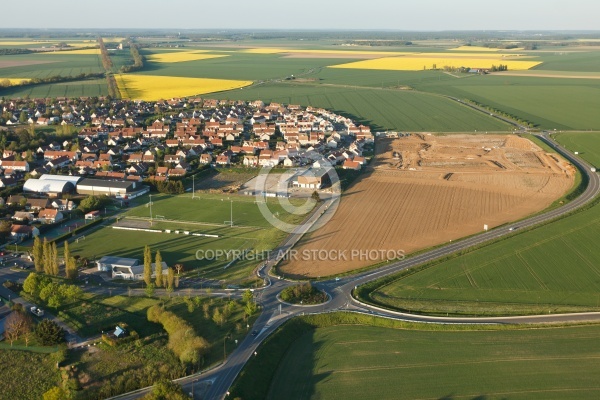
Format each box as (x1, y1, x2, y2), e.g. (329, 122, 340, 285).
(143, 245, 152, 286)
(66, 256, 78, 280)
(63, 240, 70, 265)
(212, 308, 223, 326)
(43, 238, 52, 275)
(166, 267, 175, 292)
(35, 319, 65, 345)
(42, 386, 67, 400)
(145, 282, 155, 297)
(245, 301, 258, 317)
(242, 289, 253, 304)
(311, 190, 321, 202)
(155, 250, 163, 288)
(19, 111, 28, 124)
(143, 379, 188, 400)
(23, 272, 44, 298)
(79, 195, 110, 213)
(32, 236, 43, 272)
(0, 220, 12, 240)
(51, 242, 59, 276)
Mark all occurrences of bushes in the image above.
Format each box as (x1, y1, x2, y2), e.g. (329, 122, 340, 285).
(35, 320, 65, 346)
(280, 283, 327, 305)
(23, 272, 83, 308)
(78, 194, 111, 214)
(144, 179, 185, 194)
(147, 305, 209, 365)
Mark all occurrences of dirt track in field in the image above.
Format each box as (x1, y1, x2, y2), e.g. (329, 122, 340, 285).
(0, 60, 58, 69)
(280, 134, 575, 278)
(491, 71, 600, 79)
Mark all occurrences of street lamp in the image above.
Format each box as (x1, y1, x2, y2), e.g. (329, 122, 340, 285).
(223, 334, 231, 361)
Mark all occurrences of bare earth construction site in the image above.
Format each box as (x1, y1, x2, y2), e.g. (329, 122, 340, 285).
(281, 134, 575, 278)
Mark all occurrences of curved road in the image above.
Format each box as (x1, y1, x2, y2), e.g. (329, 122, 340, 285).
(112, 132, 600, 400)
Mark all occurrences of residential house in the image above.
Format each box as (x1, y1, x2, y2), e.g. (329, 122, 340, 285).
(38, 208, 64, 224)
(216, 155, 230, 166)
(12, 211, 34, 222)
(199, 154, 213, 165)
(10, 225, 39, 239)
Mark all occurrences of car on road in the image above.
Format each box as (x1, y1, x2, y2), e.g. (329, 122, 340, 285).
(30, 306, 44, 317)
(251, 330, 258, 336)
(509, 226, 519, 231)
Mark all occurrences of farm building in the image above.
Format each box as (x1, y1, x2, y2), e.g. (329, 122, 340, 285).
(96, 256, 168, 280)
(77, 179, 139, 197)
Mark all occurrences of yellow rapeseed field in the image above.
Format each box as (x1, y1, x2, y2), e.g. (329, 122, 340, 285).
(116, 74, 252, 101)
(146, 51, 227, 63)
(450, 46, 499, 52)
(242, 48, 289, 54)
(41, 48, 101, 55)
(0, 78, 32, 85)
(0, 41, 47, 46)
(329, 55, 542, 71)
(242, 47, 411, 56)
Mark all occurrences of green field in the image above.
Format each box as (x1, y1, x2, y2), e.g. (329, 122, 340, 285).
(534, 51, 600, 72)
(411, 75, 600, 130)
(267, 324, 600, 400)
(554, 131, 600, 167)
(0, 78, 108, 98)
(214, 83, 510, 132)
(0, 53, 104, 79)
(365, 132, 600, 316)
(0, 349, 60, 400)
(70, 193, 313, 282)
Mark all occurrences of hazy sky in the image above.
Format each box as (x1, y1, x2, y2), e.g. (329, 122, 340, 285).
(3, 0, 598, 31)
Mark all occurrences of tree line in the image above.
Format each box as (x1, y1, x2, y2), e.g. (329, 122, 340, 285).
(97, 37, 113, 70)
(32, 236, 78, 280)
(0, 48, 33, 55)
(144, 179, 185, 195)
(0, 73, 105, 90)
(143, 245, 178, 296)
(120, 41, 145, 73)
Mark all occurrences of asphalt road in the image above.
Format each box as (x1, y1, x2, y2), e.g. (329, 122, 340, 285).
(82, 132, 600, 400)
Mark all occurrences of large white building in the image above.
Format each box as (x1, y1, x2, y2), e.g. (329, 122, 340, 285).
(97, 256, 168, 280)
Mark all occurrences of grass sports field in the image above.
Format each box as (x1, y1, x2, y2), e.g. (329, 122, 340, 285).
(366, 132, 600, 316)
(266, 324, 600, 400)
(69, 193, 314, 282)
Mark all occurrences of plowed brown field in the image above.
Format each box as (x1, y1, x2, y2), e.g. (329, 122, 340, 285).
(280, 134, 574, 278)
